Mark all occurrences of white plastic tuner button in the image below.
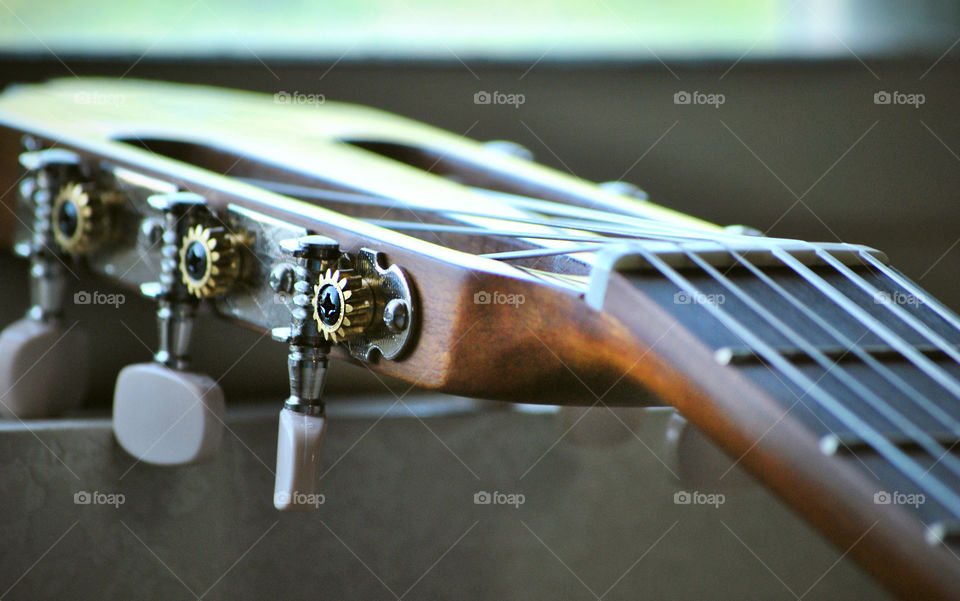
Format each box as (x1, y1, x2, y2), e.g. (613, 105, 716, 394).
(0, 317, 89, 418)
(274, 407, 326, 510)
(112, 362, 225, 465)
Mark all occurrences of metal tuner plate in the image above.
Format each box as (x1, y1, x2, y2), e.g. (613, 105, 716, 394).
(342, 248, 415, 362)
(213, 204, 308, 331)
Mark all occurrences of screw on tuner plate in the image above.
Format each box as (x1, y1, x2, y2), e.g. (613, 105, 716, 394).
(112, 193, 245, 466)
(0, 148, 91, 418)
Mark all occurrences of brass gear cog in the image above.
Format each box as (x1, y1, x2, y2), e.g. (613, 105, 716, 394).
(312, 268, 373, 343)
(178, 224, 242, 298)
(52, 182, 106, 254)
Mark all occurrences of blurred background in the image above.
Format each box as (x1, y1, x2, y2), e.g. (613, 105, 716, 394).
(0, 3, 957, 599)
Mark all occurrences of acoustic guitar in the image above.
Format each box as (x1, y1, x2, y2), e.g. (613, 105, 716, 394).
(0, 79, 957, 600)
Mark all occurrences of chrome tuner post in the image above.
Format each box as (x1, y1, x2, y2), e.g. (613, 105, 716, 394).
(0, 147, 89, 417)
(112, 192, 229, 466)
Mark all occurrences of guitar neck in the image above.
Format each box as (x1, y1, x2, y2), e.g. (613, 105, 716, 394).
(593, 244, 960, 600)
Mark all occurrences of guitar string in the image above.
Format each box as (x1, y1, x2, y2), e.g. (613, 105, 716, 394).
(364, 220, 722, 243)
(774, 248, 960, 403)
(237, 177, 753, 243)
(723, 246, 960, 446)
(859, 250, 960, 340)
(637, 247, 960, 520)
(240, 177, 690, 232)
(246, 178, 960, 389)
(815, 248, 960, 366)
(479, 245, 605, 259)
(682, 248, 960, 485)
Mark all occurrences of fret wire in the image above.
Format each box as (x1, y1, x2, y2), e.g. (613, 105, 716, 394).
(682, 248, 960, 482)
(858, 250, 960, 347)
(773, 248, 960, 403)
(725, 246, 960, 444)
(815, 248, 960, 366)
(636, 247, 960, 519)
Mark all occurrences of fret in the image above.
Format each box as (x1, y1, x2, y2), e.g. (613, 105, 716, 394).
(815, 248, 960, 366)
(719, 246, 960, 454)
(635, 246, 960, 521)
(714, 343, 960, 366)
(773, 248, 960, 404)
(926, 520, 960, 546)
(683, 248, 960, 487)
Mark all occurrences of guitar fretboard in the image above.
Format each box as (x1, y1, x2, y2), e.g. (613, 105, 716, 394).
(630, 247, 960, 547)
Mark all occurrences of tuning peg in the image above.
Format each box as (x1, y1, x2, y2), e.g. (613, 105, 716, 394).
(113, 362, 224, 464)
(0, 148, 89, 418)
(112, 193, 226, 466)
(274, 406, 326, 510)
(271, 235, 338, 510)
(0, 318, 88, 418)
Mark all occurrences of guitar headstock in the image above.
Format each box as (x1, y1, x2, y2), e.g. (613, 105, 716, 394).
(0, 78, 743, 510)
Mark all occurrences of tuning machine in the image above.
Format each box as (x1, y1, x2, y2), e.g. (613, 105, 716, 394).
(0, 148, 94, 418)
(112, 193, 247, 466)
(269, 235, 414, 510)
